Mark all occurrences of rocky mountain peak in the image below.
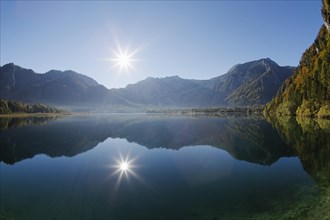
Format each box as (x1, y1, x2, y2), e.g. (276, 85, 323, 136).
(323, 0, 330, 31)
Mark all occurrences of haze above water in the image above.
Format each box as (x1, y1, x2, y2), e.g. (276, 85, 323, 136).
(1, 115, 329, 220)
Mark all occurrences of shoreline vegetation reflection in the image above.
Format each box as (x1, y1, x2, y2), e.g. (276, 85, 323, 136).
(266, 115, 330, 219)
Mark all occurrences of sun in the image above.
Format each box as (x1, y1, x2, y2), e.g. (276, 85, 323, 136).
(113, 51, 134, 71)
(118, 54, 130, 67)
(110, 46, 137, 73)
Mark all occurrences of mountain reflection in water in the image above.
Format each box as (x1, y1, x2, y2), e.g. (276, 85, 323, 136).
(1, 115, 295, 165)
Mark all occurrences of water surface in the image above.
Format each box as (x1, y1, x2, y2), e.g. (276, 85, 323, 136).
(1, 115, 329, 219)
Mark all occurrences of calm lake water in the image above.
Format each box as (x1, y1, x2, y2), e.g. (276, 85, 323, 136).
(1, 115, 329, 220)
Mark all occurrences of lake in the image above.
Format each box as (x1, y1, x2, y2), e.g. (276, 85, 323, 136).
(1, 115, 329, 220)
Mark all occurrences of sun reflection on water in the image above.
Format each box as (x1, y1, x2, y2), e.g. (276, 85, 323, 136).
(113, 156, 136, 180)
(119, 161, 129, 172)
(109, 153, 145, 192)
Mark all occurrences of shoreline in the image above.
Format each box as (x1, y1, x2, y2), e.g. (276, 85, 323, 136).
(0, 112, 72, 118)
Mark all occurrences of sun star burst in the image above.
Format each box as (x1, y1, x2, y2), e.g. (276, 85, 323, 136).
(110, 46, 137, 73)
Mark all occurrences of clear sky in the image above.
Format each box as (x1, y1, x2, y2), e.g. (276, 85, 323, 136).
(1, 1, 324, 89)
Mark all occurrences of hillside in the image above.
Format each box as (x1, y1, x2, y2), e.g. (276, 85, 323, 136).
(265, 0, 330, 118)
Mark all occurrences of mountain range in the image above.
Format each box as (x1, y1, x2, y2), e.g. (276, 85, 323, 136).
(0, 58, 294, 111)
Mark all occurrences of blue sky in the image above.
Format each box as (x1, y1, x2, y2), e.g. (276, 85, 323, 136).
(1, 1, 323, 88)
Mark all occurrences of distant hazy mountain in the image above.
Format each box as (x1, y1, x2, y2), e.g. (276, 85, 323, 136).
(193, 58, 295, 106)
(109, 76, 226, 107)
(0, 63, 108, 105)
(0, 58, 294, 109)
